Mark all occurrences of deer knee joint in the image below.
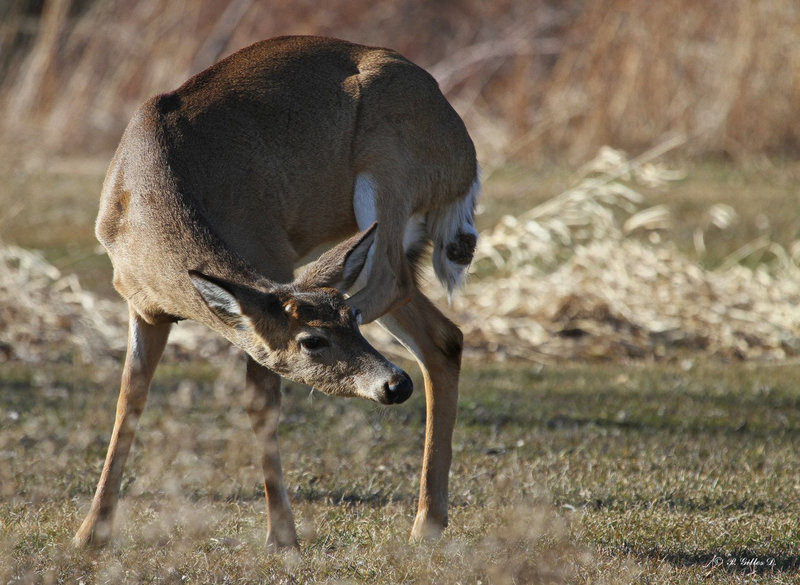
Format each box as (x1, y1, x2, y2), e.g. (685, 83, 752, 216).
(438, 325, 463, 365)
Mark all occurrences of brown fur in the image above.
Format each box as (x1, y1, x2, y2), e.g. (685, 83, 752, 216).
(76, 36, 478, 549)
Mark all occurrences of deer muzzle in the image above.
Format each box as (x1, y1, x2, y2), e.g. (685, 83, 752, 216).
(379, 371, 413, 405)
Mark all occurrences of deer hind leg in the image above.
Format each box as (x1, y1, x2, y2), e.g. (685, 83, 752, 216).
(245, 357, 298, 548)
(378, 289, 463, 540)
(347, 173, 417, 324)
(73, 306, 171, 547)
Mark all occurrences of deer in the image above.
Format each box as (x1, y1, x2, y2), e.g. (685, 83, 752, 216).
(73, 35, 479, 550)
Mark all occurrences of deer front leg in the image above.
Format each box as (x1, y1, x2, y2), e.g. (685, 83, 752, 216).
(74, 307, 171, 547)
(245, 357, 298, 548)
(346, 243, 415, 325)
(378, 290, 463, 540)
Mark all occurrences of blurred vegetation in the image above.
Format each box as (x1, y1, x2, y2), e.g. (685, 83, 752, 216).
(2, 0, 800, 165)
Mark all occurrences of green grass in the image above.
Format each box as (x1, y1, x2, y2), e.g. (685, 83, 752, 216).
(2, 358, 799, 583)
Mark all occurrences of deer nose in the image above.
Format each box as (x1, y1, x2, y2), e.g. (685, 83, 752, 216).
(382, 372, 413, 405)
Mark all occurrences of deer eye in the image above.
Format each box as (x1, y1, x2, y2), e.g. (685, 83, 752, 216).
(299, 335, 329, 353)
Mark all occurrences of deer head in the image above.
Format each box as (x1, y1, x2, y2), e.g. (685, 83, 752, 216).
(189, 224, 413, 405)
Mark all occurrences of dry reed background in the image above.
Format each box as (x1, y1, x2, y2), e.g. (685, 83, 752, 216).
(2, 0, 800, 163)
(2, 0, 800, 365)
(5, 142, 800, 366)
(450, 143, 800, 362)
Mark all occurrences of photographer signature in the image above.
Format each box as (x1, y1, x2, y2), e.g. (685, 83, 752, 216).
(708, 555, 777, 570)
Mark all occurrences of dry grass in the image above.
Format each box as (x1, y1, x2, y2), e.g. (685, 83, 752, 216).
(2, 151, 800, 582)
(0, 244, 119, 364)
(2, 359, 798, 584)
(4, 144, 800, 368)
(2, 150, 799, 583)
(3, 1, 800, 164)
(532, 2, 800, 162)
(398, 143, 800, 363)
(0, 360, 625, 585)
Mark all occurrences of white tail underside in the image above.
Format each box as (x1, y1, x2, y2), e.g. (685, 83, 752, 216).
(352, 172, 480, 299)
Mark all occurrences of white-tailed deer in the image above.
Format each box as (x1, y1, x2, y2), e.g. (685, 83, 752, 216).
(74, 35, 479, 549)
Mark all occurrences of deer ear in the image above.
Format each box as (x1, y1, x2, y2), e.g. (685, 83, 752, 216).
(189, 270, 284, 331)
(296, 223, 376, 291)
(189, 271, 243, 318)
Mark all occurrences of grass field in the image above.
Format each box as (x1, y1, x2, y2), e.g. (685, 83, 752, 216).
(2, 160, 800, 583)
(2, 359, 799, 583)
